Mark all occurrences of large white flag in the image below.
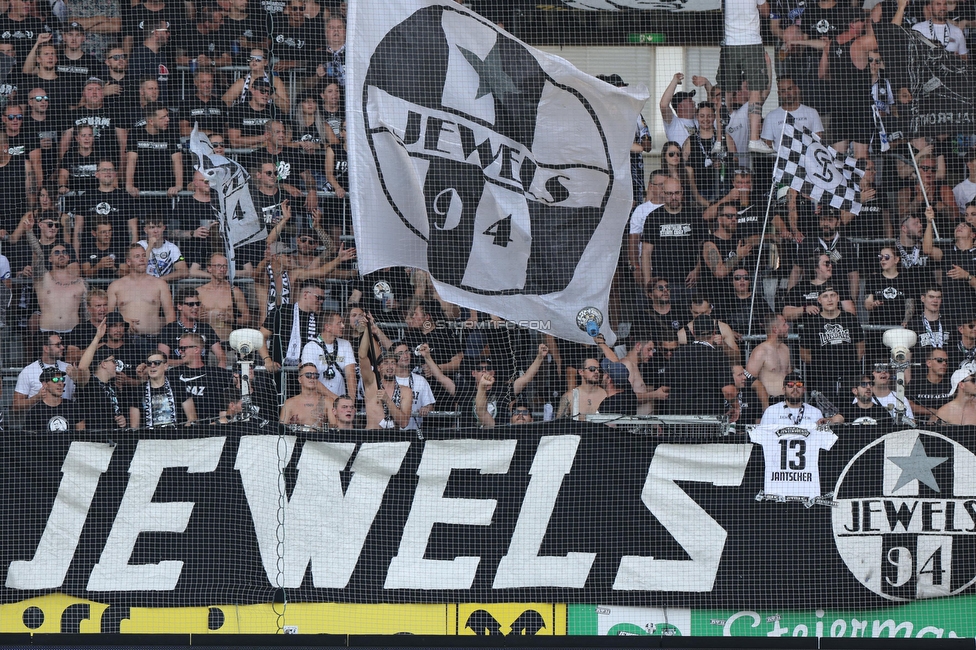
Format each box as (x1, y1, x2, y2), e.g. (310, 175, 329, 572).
(347, 0, 647, 345)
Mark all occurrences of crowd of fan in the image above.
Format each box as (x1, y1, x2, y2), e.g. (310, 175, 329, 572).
(7, 0, 976, 432)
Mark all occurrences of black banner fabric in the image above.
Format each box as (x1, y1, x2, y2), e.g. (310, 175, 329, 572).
(3, 422, 976, 611)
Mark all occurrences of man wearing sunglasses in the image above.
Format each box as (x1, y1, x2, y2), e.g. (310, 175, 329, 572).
(158, 287, 225, 368)
(935, 367, 976, 425)
(21, 367, 85, 433)
(759, 372, 826, 425)
(908, 348, 953, 423)
(279, 362, 335, 427)
(556, 357, 607, 421)
(167, 332, 233, 421)
(131, 352, 196, 428)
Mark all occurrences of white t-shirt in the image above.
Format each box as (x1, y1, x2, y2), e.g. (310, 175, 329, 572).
(913, 21, 968, 56)
(300, 336, 356, 397)
(953, 178, 976, 215)
(15, 360, 75, 400)
(727, 102, 752, 166)
(395, 372, 434, 430)
(664, 114, 697, 146)
(630, 201, 662, 235)
(138, 240, 185, 278)
(873, 391, 914, 420)
(725, 0, 765, 45)
(750, 423, 837, 498)
(761, 105, 824, 150)
(759, 400, 824, 426)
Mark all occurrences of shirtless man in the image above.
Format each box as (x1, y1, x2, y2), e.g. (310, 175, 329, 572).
(28, 235, 87, 336)
(936, 367, 976, 425)
(744, 313, 792, 409)
(107, 243, 176, 335)
(556, 357, 608, 420)
(278, 362, 332, 427)
(357, 319, 412, 430)
(196, 253, 252, 342)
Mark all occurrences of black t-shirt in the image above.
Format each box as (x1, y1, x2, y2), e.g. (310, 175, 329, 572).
(173, 196, 218, 267)
(633, 307, 685, 346)
(170, 365, 232, 421)
(599, 389, 639, 416)
(127, 44, 171, 104)
(227, 103, 280, 141)
(177, 24, 234, 62)
(271, 22, 313, 63)
(0, 155, 27, 220)
(799, 311, 864, 393)
(0, 15, 48, 61)
(158, 320, 221, 362)
(776, 282, 828, 314)
(180, 95, 226, 135)
(73, 188, 135, 247)
(130, 125, 181, 191)
(908, 315, 952, 351)
(77, 377, 127, 430)
(909, 376, 953, 415)
(661, 341, 729, 416)
(79, 237, 127, 279)
(223, 15, 266, 61)
(60, 148, 99, 194)
(940, 246, 976, 323)
(841, 400, 893, 424)
(0, 68, 26, 105)
(640, 206, 705, 285)
(864, 272, 914, 326)
(21, 73, 72, 115)
(55, 52, 101, 103)
(252, 186, 289, 233)
(68, 107, 124, 165)
(124, 4, 182, 41)
(22, 399, 84, 434)
(141, 370, 191, 427)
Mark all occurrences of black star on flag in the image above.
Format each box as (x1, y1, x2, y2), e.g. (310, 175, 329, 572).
(457, 44, 518, 100)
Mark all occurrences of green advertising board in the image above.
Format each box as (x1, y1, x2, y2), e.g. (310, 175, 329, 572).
(569, 598, 976, 638)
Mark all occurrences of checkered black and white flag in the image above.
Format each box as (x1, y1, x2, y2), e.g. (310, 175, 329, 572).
(774, 115, 864, 214)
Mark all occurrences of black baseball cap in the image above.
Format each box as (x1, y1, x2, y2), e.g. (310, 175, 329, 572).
(670, 91, 696, 110)
(105, 311, 128, 327)
(40, 366, 66, 383)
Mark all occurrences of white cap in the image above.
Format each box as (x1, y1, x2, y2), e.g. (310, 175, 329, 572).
(949, 367, 975, 396)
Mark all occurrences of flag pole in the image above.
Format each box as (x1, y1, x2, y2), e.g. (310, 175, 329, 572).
(746, 116, 789, 339)
(907, 140, 939, 240)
